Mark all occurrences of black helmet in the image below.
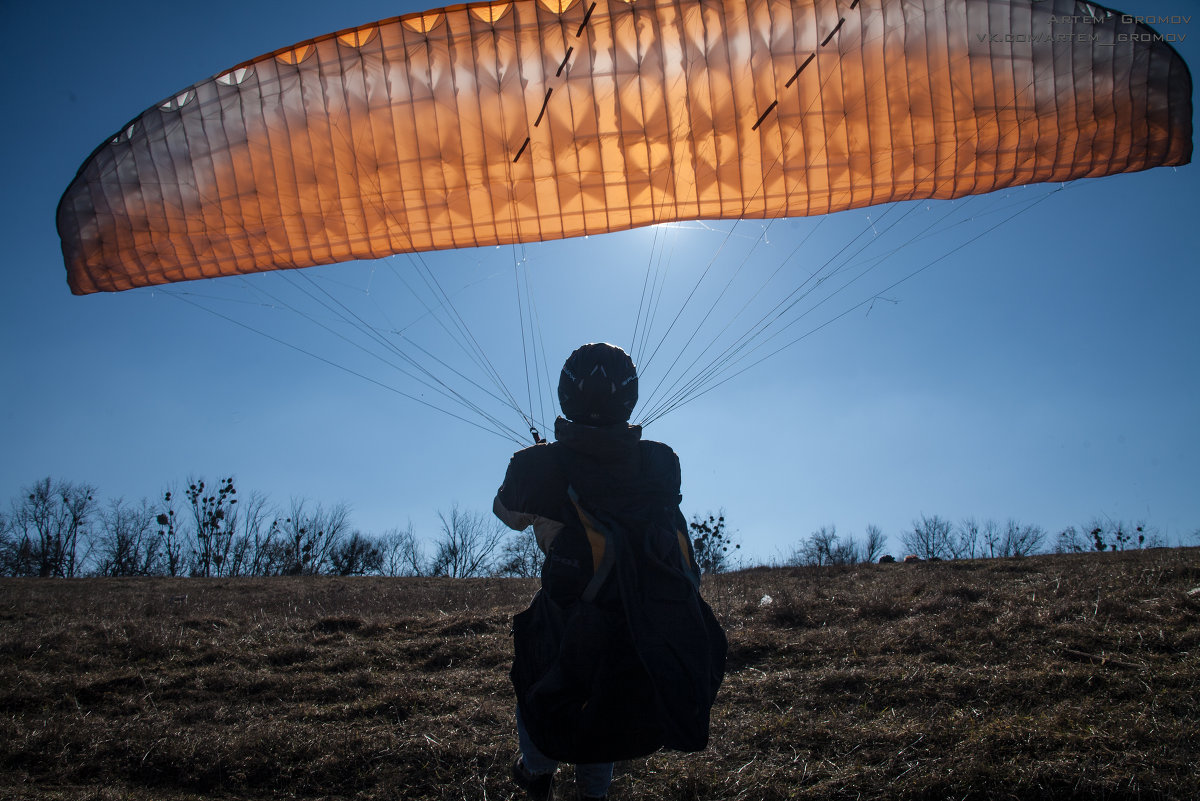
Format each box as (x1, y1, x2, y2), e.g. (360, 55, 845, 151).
(558, 343, 638, 425)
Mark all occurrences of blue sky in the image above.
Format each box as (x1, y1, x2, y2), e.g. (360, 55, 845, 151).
(2, 0, 1197, 563)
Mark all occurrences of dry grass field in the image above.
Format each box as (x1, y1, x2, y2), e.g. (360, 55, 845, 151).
(1, 549, 1197, 800)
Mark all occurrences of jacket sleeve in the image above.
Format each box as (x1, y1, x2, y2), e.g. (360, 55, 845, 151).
(493, 445, 566, 554)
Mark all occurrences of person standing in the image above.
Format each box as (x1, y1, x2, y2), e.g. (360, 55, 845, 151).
(494, 343, 726, 800)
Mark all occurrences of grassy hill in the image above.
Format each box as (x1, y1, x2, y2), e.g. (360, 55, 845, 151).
(1, 549, 1197, 799)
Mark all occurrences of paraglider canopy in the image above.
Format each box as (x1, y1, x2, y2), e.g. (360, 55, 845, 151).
(58, 0, 1191, 295)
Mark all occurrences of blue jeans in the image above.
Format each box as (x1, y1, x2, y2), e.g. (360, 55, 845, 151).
(516, 705, 613, 797)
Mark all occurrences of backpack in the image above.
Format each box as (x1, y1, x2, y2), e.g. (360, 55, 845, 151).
(510, 485, 727, 763)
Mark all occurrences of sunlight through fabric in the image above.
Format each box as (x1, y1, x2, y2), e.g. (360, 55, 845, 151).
(58, 0, 1191, 295)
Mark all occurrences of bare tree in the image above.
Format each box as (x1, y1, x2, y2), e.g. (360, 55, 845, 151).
(4, 478, 96, 577)
(155, 488, 186, 577)
(379, 524, 425, 577)
(998, 519, 1046, 557)
(184, 477, 238, 577)
(981, 519, 1004, 558)
(794, 525, 858, 566)
(1086, 518, 1114, 552)
(690, 511, 740, 574)
(832, 539, 858, 565)
(429, 505, 506, 578)
(226, 491, 278, 576)
(158, 482, 278, 576)
(951, 518, 981, 559)
(799, 525, 835, 566)
(96, 498, 161, 576)
(901, 514, 953, 560)
(861, 524, 886, 564)
(1140, 524, 1166, 549)
(331, 532, 385, 575)
(496, 530, 543, 577)
(276, 499, 351, 575)
(1054, 526, 1087, 554)
(0, 509, 21, 577)
(1085, 518, 1152, 553)
(792, 526, 827, 566)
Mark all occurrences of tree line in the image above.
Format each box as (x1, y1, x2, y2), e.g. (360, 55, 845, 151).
(0, 477, 541, 579)
(782, 513, 1184, 568)
(2, 477, 1192, 579)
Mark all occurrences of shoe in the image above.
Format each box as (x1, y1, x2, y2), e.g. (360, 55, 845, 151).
(512, 757, 554, 800)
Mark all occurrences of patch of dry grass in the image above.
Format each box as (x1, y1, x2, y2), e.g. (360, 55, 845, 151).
(1, 551, 1197, 799)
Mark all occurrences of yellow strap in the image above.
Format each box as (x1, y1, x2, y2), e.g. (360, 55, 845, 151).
(571, 496, 606, 572)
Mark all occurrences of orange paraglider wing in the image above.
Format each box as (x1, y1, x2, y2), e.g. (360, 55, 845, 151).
(58, 0, 1191, 294)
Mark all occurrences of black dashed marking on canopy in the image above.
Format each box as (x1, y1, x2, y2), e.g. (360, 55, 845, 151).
(576, 2, 597, 38)
(512, 2, 599, 162)
(757, 5, 856, 133)
(513, 137, 531, 163)
(752, 101, 779, 131)
(786, 54, 816, 88)
(822, 18, 846, 47)
(535, 89, 554, 127)
(557, 46, 574, 76)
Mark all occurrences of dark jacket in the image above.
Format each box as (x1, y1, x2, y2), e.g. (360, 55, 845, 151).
(495, 417, 726, 762)
(494, 417, 687, 606)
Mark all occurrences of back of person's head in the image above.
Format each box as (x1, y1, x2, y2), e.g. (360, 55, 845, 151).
(558, 343, 638, 426)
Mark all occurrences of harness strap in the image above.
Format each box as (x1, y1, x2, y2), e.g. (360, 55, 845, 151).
(568, 485, 618, 603)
